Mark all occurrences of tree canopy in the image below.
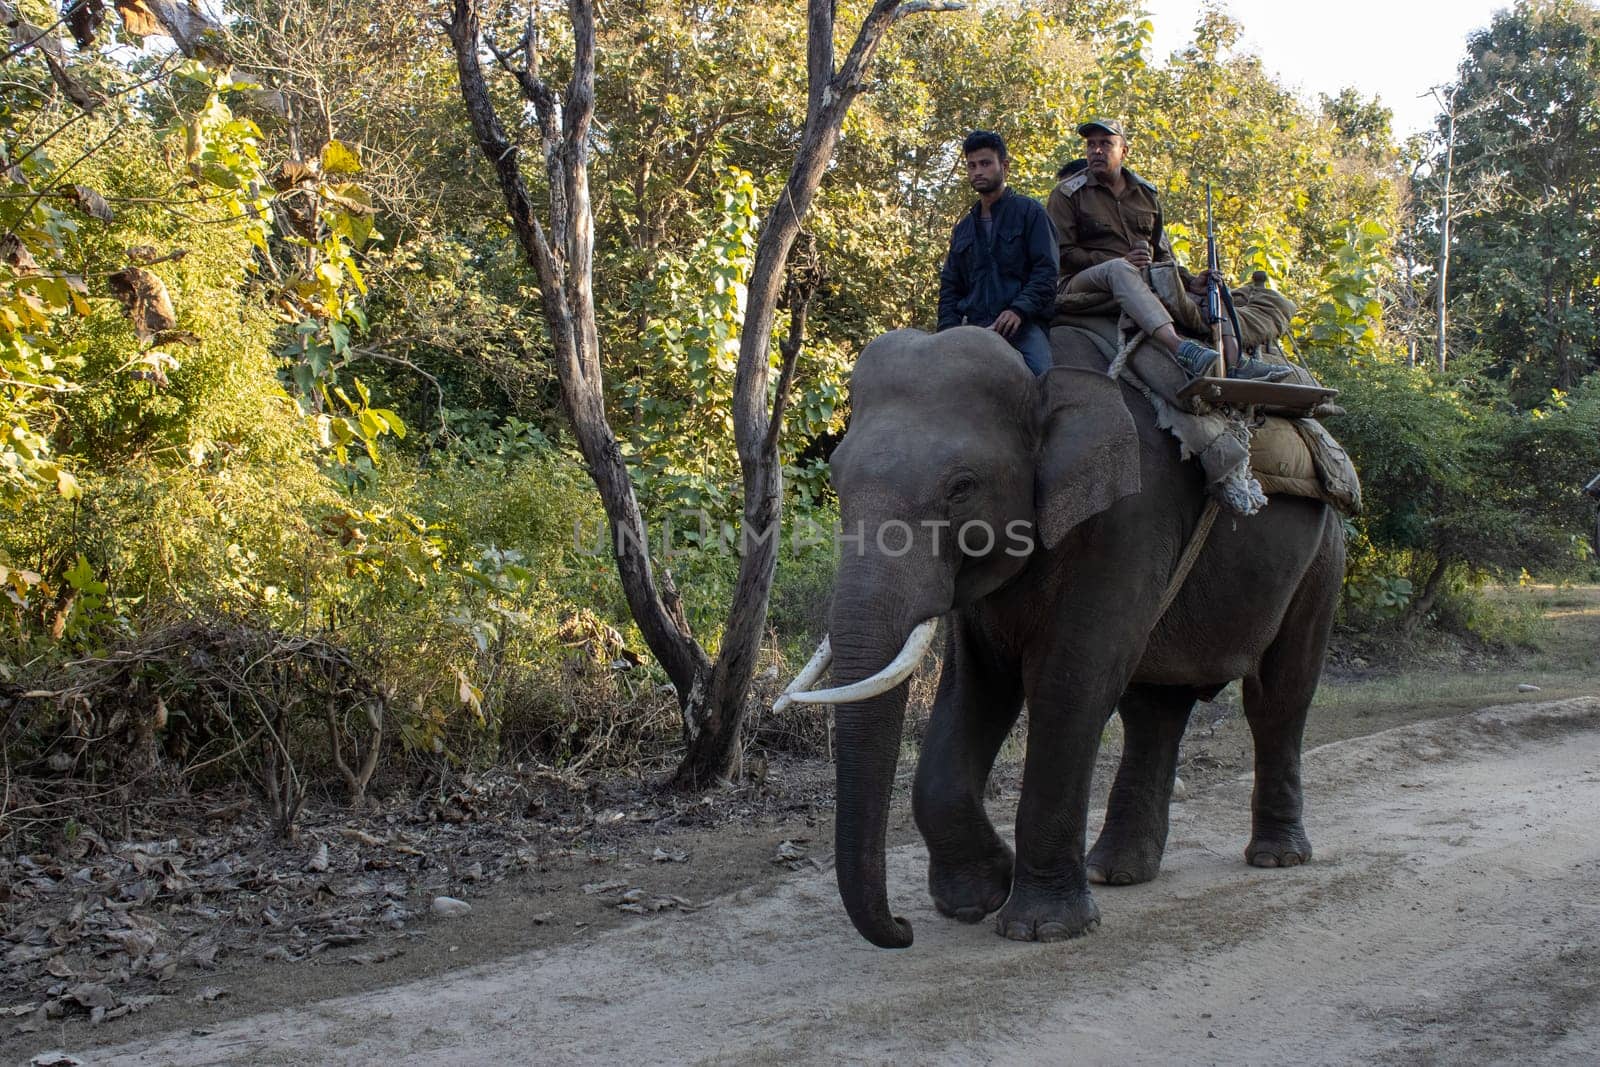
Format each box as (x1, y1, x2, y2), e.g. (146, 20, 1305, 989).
(2, 0, 1597, 810)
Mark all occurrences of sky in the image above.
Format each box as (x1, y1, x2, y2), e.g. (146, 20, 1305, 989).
(1139, 1, 1512, 137)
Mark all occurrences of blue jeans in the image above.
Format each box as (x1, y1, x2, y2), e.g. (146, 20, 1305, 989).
(1009, 320, 1053, 376)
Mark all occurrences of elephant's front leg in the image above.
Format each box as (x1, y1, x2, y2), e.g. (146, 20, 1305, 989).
(913, 618, 1023, 924)
(995, 686, 1119, 942)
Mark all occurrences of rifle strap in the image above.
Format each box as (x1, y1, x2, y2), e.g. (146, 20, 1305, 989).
(1154, 498, 1222, 622)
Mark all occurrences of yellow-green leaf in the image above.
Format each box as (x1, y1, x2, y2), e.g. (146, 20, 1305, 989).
(55, 468, 81, 500)
(320, 139, 362, 175)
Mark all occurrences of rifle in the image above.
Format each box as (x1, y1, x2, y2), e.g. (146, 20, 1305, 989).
(1204, 183, 1226, 378)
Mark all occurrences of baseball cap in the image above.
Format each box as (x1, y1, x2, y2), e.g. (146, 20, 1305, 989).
(1077, 119, 1124, 138)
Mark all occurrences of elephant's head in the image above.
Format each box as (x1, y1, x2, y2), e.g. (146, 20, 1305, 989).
(782, 327, 1139, 947)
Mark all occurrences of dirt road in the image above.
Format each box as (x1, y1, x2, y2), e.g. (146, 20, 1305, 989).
(89, 697, 1600, 1065)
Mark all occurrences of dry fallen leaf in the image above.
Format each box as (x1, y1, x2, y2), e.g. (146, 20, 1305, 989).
(65, 983, 117, 1012)
(305, 843, 330, 873)
(651, 848, 689, 863)
(773, 840, 808, 863)
(106, 266, 176, 343)
(66, 0, 107, 48)
(66, 184, 113, 222)
(1, 234, 40, 273)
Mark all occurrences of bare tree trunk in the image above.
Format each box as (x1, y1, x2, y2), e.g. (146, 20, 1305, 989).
(1430, 83, 1515, 376)
(446, 0, 963, 789)
(1402, 557, 1451, 635)
(1435, 102, 1454, 375)
(1557, 286, 1575, 390)
(448, 1, 710, 704)
(674, 0, 963, 788)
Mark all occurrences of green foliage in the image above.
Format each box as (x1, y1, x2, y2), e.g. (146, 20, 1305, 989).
(619, 167, 760, 516)
(1, 91, 92, 504)
(4, 0, 1598, 793)
(1298, 222, 1392, 356)
(1346, 572, 1415, 620)
(1434, 0, 1600, 401)
(1299, 214, 1599, 627)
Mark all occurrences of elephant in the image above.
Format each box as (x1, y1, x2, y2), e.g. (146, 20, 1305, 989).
(781, 325, 1345, 948)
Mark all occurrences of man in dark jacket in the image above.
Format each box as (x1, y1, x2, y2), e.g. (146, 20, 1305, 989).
(937, 130, 1058, 375)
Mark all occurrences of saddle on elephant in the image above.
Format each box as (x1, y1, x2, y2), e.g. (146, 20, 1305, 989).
(1050, 265, 1361, 518)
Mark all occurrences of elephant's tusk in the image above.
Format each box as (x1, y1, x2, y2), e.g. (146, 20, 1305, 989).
(772, 636, 834, 715)
(778, 618, 939, 707)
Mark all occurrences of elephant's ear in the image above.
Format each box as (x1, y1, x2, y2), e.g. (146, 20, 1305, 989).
(1034, 367, 1141, 549)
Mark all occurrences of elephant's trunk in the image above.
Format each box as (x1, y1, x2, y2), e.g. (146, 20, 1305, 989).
(827, 572, 936, 948)
(822, 514, 955, 949)
(830, 643, 915, 949)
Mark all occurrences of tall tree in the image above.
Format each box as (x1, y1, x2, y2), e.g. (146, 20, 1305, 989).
(1442, 0, 1600, 401)
(447, 0, 962, 788)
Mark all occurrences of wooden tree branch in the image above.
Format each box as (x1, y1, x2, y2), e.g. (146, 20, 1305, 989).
(446, 4, 575, 381)
(449, 0, 708, 703)
(563, 0, 600, 385)
(895, 1, 966, 18)
(765, 283, 812, 458)
(804, 0, 833, 129)
(452, 0, 959, 788)
(675, 0, 963, 787)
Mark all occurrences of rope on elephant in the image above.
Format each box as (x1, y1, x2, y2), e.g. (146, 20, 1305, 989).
(1106, 328, 1144, 379)
(1154, 498, 1222, 621)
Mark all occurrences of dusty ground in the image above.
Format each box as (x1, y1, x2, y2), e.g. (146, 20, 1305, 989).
(6, 584, 1600, 1064)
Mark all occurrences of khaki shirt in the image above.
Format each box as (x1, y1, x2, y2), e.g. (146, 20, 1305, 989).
(1046, 166, 1170, 284)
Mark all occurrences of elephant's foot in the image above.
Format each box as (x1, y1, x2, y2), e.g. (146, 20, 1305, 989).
(994, 882, 1101, 942)
(1246, 821, 1313, 868)
(1086, 828, 1164, 886)
(928, 846, 1013, 923)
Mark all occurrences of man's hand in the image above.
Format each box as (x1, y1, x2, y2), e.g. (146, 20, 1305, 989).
(990, 309, 1022, 338)
(1124, 246, 1153, 269)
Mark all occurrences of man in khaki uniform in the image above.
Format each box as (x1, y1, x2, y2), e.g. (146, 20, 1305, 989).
(1049, 119, 1288, 381)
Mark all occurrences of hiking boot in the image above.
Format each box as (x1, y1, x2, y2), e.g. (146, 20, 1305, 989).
(1174, 338, 1223, 377)
(1230, 358, 1296, 383)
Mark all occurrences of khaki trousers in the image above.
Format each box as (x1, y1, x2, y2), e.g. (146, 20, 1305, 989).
(1065, 258, 1174, 336)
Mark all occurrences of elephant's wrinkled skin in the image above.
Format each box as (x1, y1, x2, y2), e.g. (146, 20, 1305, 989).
(826, 327, 1344, 948)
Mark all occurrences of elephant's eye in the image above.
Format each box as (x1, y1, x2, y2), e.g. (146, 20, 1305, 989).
(947, 475, 977, 502)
